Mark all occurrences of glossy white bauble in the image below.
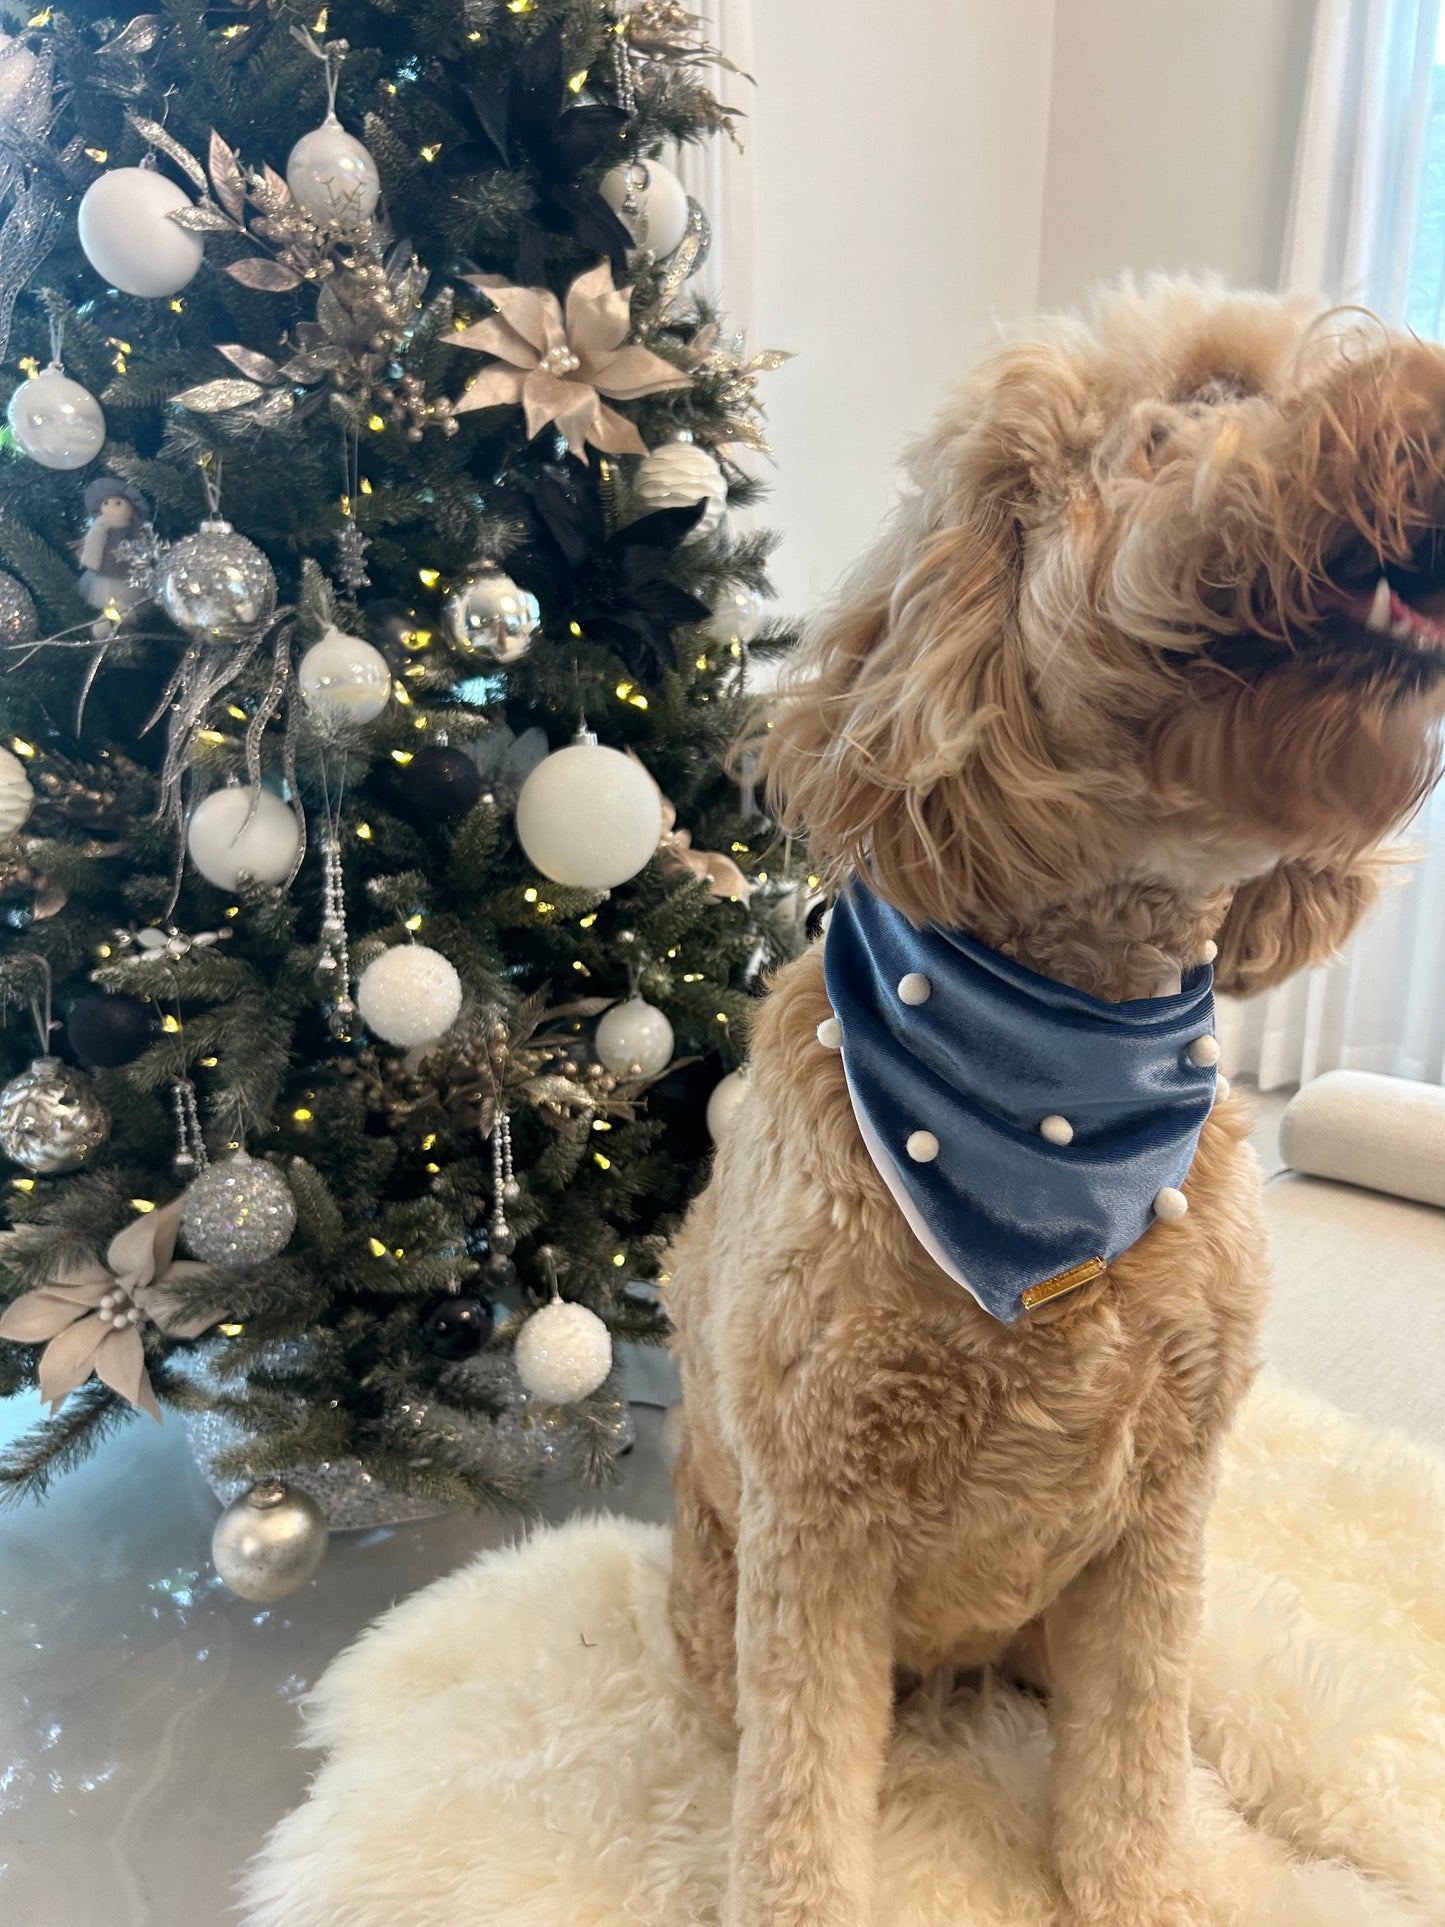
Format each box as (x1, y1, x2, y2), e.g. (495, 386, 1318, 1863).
(0, 742, 34, 835)
(514, 742, 662, 890)
(286, 115, 381, 230)
(595, 995, 674, 1077)
(599, 157, 689, 258)
(703, 581, 765, 647)
(78, 167, 204, 298)
(187, 787, 301, 889)
(355, 944, 462, 1048)
(6, 367, 105, 470)
(297, 627, 392, 723)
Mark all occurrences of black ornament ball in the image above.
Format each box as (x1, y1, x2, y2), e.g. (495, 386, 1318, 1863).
(405, 746, 484, 820)
(66, 992, 154, 1068)
(366, 598, 421, 655)
(420, 1295, 495, 1360)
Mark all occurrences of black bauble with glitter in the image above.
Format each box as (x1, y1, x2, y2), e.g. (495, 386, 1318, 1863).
(405, 747, 484, 821)
(420, 1295, 495, 1360)
(66, 991, 154, 1068)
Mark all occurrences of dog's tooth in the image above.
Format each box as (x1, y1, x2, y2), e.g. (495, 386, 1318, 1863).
(1367, 577, 1392, 631)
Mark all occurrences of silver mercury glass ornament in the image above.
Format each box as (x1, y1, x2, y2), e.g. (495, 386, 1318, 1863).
(211, 1478, 329, 1601)
(0, 1056, 110, 1174)
(442, 562, 540, 663)
(158, 519, 278, 640)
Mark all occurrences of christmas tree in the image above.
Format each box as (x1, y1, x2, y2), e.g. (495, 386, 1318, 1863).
(0, 0, 797, 1543)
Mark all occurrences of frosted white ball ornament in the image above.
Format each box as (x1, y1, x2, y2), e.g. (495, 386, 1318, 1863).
(703, 581, 765, 647)
(514, 1299, 613, 1405)
(356, 943, 462, 1047)
(6, 363, 105, 470)
(286, 114, 381, 231)
(514, 734, 663, 890)
(0, 742, 34, 835)
(159, 519, 277, 640)
(632, 436, 727, 541)
(78, 165, 204, 298)
(706, 1069, 748, 1142)
(442, 563, 540, 662)
(595, 995, 674, 1077)
(599, 157, 690, 259)
(182, 1152, 297, 1266)
(187, 786, 301, 889)
(298, 627, 392, 723)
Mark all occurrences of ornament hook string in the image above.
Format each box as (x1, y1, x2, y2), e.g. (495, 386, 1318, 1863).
(290, 24, 347, 119)
(199, 454, 224, 520)
(26, 955, 53, 1057)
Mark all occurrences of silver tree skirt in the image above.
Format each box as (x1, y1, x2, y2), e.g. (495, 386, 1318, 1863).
(179, 1344, 636, 1531)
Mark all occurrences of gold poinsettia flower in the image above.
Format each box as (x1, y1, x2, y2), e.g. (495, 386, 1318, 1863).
(0, 1197, 222, 1422)
(449, 261, 690, 459)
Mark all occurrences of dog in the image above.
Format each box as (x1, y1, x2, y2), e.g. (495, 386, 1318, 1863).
(664, 278, 1445, 1927)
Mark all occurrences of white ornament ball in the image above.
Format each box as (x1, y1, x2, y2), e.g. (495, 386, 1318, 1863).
(78, 166, 204, 298)
(599, 156, 690, 258)
(514, 1299, 613, 1405)
(298, 627, 392, 723)
(211, 1479, 328, 1601)
(0, 33, 38, 118)
(356, 943, 462, 1047)
(705, 1068, 748, 1142)
(633, 439, 727, 541)
(6, 365, 105, 470)
(0, 742, 34, 835)
(182, 1152, 297, 1265)
(442, 564, 540, 662)
(515, 741, 662, 889)
(187, 786, 301, 889)
(595, 995, 674, 1077)
(703, 581, 765, 647)
(286, 114, 381, 230)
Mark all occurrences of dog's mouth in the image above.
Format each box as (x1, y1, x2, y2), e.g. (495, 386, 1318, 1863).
(1322, 529, 1445, 661)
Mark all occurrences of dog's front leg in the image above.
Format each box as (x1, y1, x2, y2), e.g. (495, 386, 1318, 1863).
(725, 1496, 894, 1927)
(1046, 1457, 1212, 1927)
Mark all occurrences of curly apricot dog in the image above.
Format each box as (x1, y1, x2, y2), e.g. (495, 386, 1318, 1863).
(665, 279, 1445, 1927)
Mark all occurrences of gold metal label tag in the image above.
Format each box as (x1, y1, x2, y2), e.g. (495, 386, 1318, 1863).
(1021, 1255, 1107, 1311)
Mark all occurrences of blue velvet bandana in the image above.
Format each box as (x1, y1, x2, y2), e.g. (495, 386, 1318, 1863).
(822, 882, 1218, 1323)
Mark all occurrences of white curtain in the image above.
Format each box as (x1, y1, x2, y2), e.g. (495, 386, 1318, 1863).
(1219, 0, 1445, 1091)
(667, 1, 757, 336)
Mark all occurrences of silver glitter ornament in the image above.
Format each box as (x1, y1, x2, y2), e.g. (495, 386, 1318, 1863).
(211, 1478, 329, 1601)
(181, 1152, 296, 1266)
(0, 569, 37, 647)
(0, 1056, 110, 1174)
(443, 563, 540, 662)
(158, 519, 277, 640)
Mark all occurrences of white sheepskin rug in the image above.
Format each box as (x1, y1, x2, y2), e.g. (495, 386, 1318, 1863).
(241, 1371, 1445, 1927)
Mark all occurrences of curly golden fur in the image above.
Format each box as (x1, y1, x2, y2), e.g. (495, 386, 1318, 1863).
(664, 279, 1445, 1927)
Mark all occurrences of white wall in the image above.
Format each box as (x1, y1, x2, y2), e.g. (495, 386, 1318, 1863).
(748, 1, 1057, 616)
(1037, 0, 1316, 308)
(742, 0, 1317, 617)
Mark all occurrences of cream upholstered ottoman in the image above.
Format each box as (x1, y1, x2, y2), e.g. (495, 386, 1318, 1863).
(1260, 1071, 1445, 1447)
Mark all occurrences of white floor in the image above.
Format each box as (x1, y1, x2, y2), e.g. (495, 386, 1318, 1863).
(1, 1079, 1412, 1927)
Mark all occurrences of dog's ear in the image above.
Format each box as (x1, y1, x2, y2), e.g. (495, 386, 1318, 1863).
(761, 345, 1101, 926)
(1211, 855, 1385, 997)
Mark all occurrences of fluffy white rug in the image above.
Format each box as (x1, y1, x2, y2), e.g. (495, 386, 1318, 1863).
(241, 1371, 1445, 1927)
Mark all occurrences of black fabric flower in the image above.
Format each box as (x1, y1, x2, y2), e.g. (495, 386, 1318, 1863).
(506, 463, 710, 687)
(444, 25, 634, 283)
